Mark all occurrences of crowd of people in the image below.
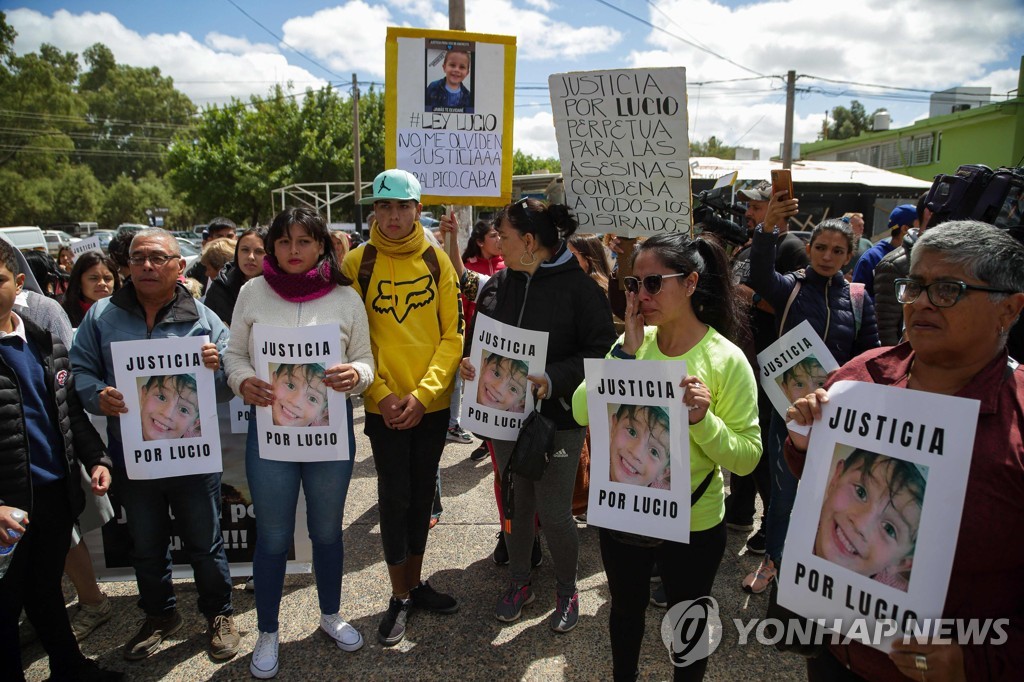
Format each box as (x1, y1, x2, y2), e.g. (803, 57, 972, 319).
(1, 165, 1022, 682)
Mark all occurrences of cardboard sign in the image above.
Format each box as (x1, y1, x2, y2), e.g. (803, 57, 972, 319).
(111, 336, 222, 480)
(461, 313, 548, 440)
(71, 235, 103, 259)
(252, 323, 347, 462)
(584, 358, 691, 543)
(385, 26, 516, 205)
(229, 395, 251, 434)
(777, 381, 979, 651)
(757, 319, 840, 434)
(550, 67, 691, 237)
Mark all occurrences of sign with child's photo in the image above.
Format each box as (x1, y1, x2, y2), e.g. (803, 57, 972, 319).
(385, 26, 516, 205)
(583, 358, 691, 543)
(461, 313, 548, 441)
(252, 323, 347, 462)
(778, 381, 979, 651)
(757, 319, 840, 434)
(111, 336, 222, 480)
(549, 67, 691, 237)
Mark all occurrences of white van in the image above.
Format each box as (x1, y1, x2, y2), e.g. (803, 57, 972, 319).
(0, 226, 48, 253)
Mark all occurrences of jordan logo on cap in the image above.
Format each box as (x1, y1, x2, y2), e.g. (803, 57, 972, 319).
(378, 178, 391, 193)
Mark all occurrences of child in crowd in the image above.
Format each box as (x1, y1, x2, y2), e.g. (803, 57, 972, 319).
(608, 404, 671, 489)
(814, 448, 925, 592)
(777, 357, 829, 405)
(476, 352, 528, 413)
(269, 363, 329, 428)
(137, 374, 201, 441)
(425, 48, 473, 112)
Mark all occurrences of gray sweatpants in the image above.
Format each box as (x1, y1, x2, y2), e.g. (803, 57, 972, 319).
(492, 427, 585, 596)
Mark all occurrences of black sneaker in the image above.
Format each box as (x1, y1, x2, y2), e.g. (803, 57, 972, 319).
(531, 534, 543, 568)
(409, 580, 459, 614)
(469, 442, 489, 462)
(649, 581, 667, 608)
(123, 610, 183, 661)
(725, 519, 754, 532)
(493, 531, 509, 565)
(746, 527, 767, 555)
(378, 597, 412, 647)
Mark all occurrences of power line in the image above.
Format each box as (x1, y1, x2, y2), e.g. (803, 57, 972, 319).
(799, 74, 938, 94)
(0, 108, 193, 131)
(590, 0, 765, 77)
(223, 0, 349, 83)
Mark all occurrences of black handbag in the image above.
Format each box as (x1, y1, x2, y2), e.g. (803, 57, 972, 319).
(501, 400, 556, 532)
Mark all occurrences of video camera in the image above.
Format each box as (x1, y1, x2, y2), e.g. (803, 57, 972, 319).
(693, 182, 748, 246)
(925, 164, 1024, 232)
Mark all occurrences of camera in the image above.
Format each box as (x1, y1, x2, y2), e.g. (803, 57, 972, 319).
(925, 164, 1024, 232)
(692, 184, 748, 246)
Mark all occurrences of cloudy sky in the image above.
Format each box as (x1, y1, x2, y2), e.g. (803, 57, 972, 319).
(7, 0, 1023, 160)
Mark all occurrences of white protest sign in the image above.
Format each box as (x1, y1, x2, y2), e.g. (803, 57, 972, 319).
(777, 381, 978, 651)
(461, 313, 548, 440)
(584, 358, 691, 543)
(253, 323, 347, 462)
(71, 235, 102, 259)
(111, 336, 222, 480)
(386, 27, 516, 205)
(550, 67, 691, 238)
(757, 319, 840, 435)
(229, 395, 251, 434)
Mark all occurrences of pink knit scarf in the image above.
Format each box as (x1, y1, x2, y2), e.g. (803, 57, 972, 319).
(262, 256, 336, 303)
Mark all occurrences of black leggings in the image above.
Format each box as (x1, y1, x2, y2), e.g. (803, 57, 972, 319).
(366, 410, 448, 565)
(599, 523, 727, 682)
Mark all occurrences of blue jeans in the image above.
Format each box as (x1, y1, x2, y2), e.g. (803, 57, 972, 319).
(764, 412, 799, 561)
(114, 468, 232, 618)
(246, 400, 356, 633)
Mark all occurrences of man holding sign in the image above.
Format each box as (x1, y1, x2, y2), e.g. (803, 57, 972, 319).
(70, 228, 238, 663)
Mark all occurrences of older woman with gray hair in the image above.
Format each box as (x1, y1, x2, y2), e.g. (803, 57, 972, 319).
(785, 220, 1024, 682)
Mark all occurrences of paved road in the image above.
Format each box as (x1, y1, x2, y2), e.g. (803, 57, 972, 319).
(24, 401, 807, 681)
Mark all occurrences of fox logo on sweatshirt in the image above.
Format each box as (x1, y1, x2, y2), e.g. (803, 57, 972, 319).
(371, 275, 436, 323)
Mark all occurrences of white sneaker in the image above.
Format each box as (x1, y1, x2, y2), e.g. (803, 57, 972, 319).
(250, 631, 279, 679)
(319, 613, 364, 652)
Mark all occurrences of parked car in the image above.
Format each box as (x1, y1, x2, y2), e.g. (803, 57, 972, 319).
(0, 226, 48, 253)
(116, 223, 149, 235)
(47, 221, 99, 238)
(43, 229, 75, 256)
(93, 230, 116, 251)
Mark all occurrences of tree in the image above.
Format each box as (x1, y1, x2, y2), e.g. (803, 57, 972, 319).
(824, 100, 885, 140)
(512, 150, 560, 176)
(689, 136, 736, 159)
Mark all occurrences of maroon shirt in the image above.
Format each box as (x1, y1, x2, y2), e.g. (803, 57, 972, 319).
(786, 343, 1024, 681)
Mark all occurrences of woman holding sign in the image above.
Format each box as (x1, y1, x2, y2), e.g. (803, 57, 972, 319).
(786, 221, 1024, 682)
(572, 233, 761, 682)
(460, 198, 616, 633)
(224, 207, 373, 679)
(745, 196, 880, 594)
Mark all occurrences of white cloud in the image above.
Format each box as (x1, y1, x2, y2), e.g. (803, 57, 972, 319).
(8, 9, 328, 105)
(281, 1, 399, 77)
(205, 32, 277, 56)
(523, 0, 556, 10)
(464, 0, 623, 60)
(965, 68, 1021, 99)
(513, 111, 558, 158)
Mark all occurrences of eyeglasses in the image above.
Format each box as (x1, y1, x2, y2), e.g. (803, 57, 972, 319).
(623, 273, 688, 296)
(128, 253, 180, 267)
(894, 278, 1017, 308)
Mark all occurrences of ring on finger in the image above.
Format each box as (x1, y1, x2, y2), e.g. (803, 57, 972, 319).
(914, 654, 928, 671)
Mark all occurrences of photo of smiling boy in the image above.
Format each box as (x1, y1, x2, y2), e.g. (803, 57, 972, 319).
(476, 352, 528, 413)
(425, 46, 474, 113)
(813, 447, 926, 592)
(607, 403, 672, 490)
(269, 362, 329, 428)
(776, 356, 829, 405)
(136, 374, 201, 441)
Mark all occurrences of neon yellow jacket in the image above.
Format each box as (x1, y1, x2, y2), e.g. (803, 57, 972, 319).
(342, 223, 464, 414)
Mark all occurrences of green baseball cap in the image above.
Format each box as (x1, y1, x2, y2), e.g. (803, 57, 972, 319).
(360, 169, 422, 204)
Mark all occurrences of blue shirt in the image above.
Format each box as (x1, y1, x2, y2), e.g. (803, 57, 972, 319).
(851, 240, 896, 298)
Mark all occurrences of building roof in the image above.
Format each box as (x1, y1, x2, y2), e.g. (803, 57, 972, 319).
(688, 157, 932, 189)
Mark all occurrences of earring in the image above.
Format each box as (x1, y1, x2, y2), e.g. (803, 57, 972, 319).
(520, 250, 537, 266)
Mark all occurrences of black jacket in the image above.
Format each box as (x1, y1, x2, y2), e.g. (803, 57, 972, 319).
(203, 262, 246, 325)
(0, 317, 112, 516)
(472, 245, 617, 430)
(873, 230, 918, 346)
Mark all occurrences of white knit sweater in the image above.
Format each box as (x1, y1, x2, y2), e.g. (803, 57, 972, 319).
(224, 277, 374, 397)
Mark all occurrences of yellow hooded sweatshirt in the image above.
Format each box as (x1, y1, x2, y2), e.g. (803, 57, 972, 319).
(341, 221, 464, 414)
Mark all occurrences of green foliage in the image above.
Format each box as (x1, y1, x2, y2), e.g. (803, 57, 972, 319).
(689, 136, 736, 159)
(512, 149, 560, 176)
(823, 100, 885, 140)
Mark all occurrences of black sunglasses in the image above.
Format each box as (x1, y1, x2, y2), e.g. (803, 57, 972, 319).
(623, 273, 687, 295)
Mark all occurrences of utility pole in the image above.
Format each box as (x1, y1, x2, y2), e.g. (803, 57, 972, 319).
(352, 73, 363, 231)
(447, 0, 471, 251)
(782, 70, 795, 169)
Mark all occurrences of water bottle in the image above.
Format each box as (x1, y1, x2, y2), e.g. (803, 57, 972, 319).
(0, 509, 27, 579)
